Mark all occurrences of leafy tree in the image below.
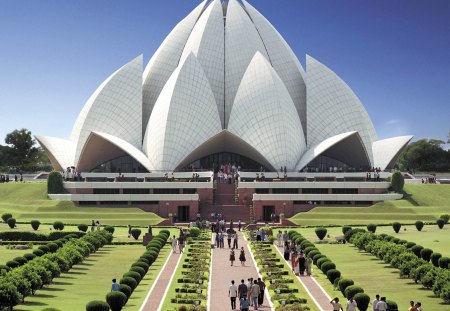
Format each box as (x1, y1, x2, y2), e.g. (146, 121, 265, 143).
(397, 138, 450, 171)
(0, 281, 22, 310)
(3, 128, 39, 171)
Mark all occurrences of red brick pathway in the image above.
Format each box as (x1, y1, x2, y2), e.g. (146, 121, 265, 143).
(140, 251, 181, 311)
(274, 246, 332, 311)
(209, 231, 273, 310)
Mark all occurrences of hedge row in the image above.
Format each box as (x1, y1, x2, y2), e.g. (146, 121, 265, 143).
(0, 230, 112, 310)
(287, 230, 399, 311)
(86, 230, 170, 311)
(350, 231, 450, 303)
(0, 231, 85, 241)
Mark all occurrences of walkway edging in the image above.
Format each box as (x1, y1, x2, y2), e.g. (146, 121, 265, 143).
(207, 246, 214, 310)
(156, 252, 183, 311)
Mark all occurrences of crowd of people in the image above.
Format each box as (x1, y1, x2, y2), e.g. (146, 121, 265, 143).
(0, 173, 23, 182)
(228, 278, 266, 311)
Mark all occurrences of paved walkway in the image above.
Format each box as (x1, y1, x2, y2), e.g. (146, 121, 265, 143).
(274, 246, 332, 311)
(209, 231, 273, 310)
(140, 251, 181, 311)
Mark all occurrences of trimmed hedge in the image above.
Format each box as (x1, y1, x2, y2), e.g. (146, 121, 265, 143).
(314, 227, 327, 240)
(30, 220, 41, 231)
(367, 224, 377, 233)
(7, 218, 16, 229)
(47, 171, 64, 194)
(86, 300, 110, 311)
(392, 222, 401, 233)
(338, 278, 354, 296)
(437, 219, 445, 229)
(53, 221, 65, 231)
(354, 293, 370, 311)
(344, 285, 364, 299)
(106, 291, 127, 311)
(1, 213, 13, 223)
(415, 221, 424, 231)
(78, 224, 88, 232)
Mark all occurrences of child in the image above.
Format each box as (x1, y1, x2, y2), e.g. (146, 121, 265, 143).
(239, 247, 246, 266)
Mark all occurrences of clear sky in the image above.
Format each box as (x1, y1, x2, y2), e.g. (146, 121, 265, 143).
(0, 0, 449, 145)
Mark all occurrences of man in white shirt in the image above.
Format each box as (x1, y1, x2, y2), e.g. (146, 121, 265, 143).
(276, 230, 283, 247)
(229, 280, 238, 310)
(346, 298, 357, 311)
(250, 280, 260, 310)
(372, 294, 380, 311)
(376, 297, 388, 311)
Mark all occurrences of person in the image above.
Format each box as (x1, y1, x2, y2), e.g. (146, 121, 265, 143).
(238, 279, 247, 299)
(233, 232, 238, 249)
(282, 230, 288, 245)
(240, 297, 249, 311)
(230, 220, 234, 231)
(238, 220, 241, 231)
(239, 247, 246, 266)
(229, 280, 238, 310)
(291, 251, 298, 274)
(283, 244, 290, 260)
(260, 229, 266, 241)
(376, 297, 387, 311)
(257, 277, 265, 307)
(330, 297, 343, 311)
(219, 231, 225, 248)
(127, 224, 132, 238)
(256, 228, 262, 241)
(250, 280, 260, 310)
(147, 225, 152, 236)
(230, 249, 236, 266)
(227, 231, 232, 248)
(111, 279, 120, 291)
(91, 220, 95, 232)
(415, 302, 422, 311)
(276, 230, 283, 247)
(171, 235, 177, 253)
(298, 252, 306, 275)
(305, 255, 313, 276)
(346, 297, 357, 311)
(408, 301, 417, 311)
(96, 220, 101, 230)
(372, 294, 380, 311)
(178, 233, 185, 253)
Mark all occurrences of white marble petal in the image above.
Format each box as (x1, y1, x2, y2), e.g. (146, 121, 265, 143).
(35, 136, 75, 171)
(373, 135, 413, 170)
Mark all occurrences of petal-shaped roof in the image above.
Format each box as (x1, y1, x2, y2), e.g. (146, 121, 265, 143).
(70, 55, 143, 165)
(143, 53, 222, 171)
(295, 131, 370, 171)
(224, 0, 270, 128)
(179, 0, 225, 128)
(306, 55, 377, 164)
(142, 1, 208, 133)
(372, 135, 413, 170)
(228, 52, 306, 170)
(35, 136, 75, 171)
(242, 0, 307, 133)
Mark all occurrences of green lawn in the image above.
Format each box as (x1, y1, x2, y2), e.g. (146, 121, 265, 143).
(289, 185, 450, 226)
(311, 243, 450, 311)
(0, 183, 164, 226)
(14, 244, 146, 311)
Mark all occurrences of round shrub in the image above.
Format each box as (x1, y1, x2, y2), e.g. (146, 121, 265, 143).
(23, 253, 36, 261)
(391, 238, 400, 244)
(141, 253, 156, 264)
(437, 219, 445, 229)
(300, 240, 313, 249)
(123, 271, 141, 284)
(392, 222, 401, 233)
(86, 300, 110, 311)
(129, 266, 146, 278)
(38, 245, 50, 254)
(386, 300, 398, 311)
(0, 281, 21, 310)
(137, 257, 150, 266)
(145, 250, 158, 259)
(308, 250, 320, 259)
(367, 224, 377, 233)
(132, 261, 149, 272)
(405, 242, 416, 249)
(7, 218, 16, 229)
(440, 213, 450, 224)
(120, 277, 137, 291)
(78, 224, 88, 232)
(146, 246, 160, 254)
(438, 257, 450, 269)
(344, 285, 364, 299)
(342, 226, 352, 235)
(188, 227, 200, 237)
(321, 261, 336, 274)
(104, 226, 115, 234)
(431, 252, 442, 267)
(119, 284, 132, 302)
(398, 239, 407, 245)
(415, 221, 424, 231)
(326, 269, 341, 284)
(420, 248, 433, 262)
(30, 220, 41, 231)
(354, 293, 370, 311)
(6, 260, 20, 269)
(338, 278, 354, 296)
(391, 171, 404, 192)
(303, 246, 317, 254)
(130, 229, 142, 240)
(0, 265, 11, 272)
(53, 221, 65, 231)
(13, 256, 27, 266)
(54, 240, 64, 248)
(411, 245, 424, 258)
(316, 257, 330, 269)
(47, 242, 59, 253)
(1, 213, 13, 223)
(33, 249, 45, 257)
(315, 227, 327, 240)
(313, 253, 326, 265)
(106, 291, 127, 311)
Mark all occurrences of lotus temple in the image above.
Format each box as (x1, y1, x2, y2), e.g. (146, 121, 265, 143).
(37, 0, 413, 222)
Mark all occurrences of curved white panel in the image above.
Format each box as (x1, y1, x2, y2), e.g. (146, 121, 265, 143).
(306, 55, 377, 164)
(142, 1, 208, 133)
(180, 0, 225, 128)
(35, 136, 75, 171)
(144, 53, 222, 171)
(242, 0, 307, 133)
(70, 56, 143, 165)
(224, 0, 269, 127)
(77, 132, 153, 172)
(228, 52, 306, 171)
(373, 135, 413, 170)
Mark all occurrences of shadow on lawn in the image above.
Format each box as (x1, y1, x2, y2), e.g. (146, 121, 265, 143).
(402, 191, 419, 206)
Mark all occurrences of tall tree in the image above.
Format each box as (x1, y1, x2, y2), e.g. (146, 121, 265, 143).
(398, 138, 450, 171)
(4, 128, 39, 171)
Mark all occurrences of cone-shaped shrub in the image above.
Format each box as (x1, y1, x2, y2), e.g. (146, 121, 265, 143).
(420, 248, 433, 262)
(7, 218, 16, 229)
(367, 224, 377, 233)
(31, 220, 41, 231)
(437, 219, 445, 229)
(78, 224, 88, 232)
(354, 293, 370, 311)
(106, 291, 127, 311)
(392, 222, 401, 233)
(315, 227, 327, 240)
(415, 221, 424, 231)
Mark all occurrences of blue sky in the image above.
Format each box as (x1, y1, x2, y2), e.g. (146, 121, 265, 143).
(0, 0, 449, 145)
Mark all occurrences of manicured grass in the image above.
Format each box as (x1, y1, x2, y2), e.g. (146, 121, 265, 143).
(14, 244, 146, 311)
(311, 243, 450, 311)
(0, 245, 34, 265)
(0, 183, 164, 226)
(289, 185, 450, 226)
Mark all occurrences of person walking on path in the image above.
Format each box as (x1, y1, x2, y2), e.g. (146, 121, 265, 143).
(306, 254, 313, 276)
(257, 277, 265, 307)
(283, 244, 290, 260)
(240, 297, 249, 311)
(238, 220, 241, 231)
(238, 279, 248, 299)
(346, 298, 357, 311)
(330, 297, 343, 311)
(229, 280, 238, 310)
(376, 297, 387, 311)
(246, 278, 253, 306)
(178, 233, 185, 253)
(372, 294, 380, 311)
(282, 230, 288, 245)
(250, 280, 260, 310)
(298, 252, 306, 275)
(291, 251, 298, 275)
(239, 247, 246, 266)
(171, 235, 177, 253)
(227, 231, 232, 248)
(230, 249, 236, 266)
(233, 232, 239, 249)
(220, 231, 225, 248)
(276, 230, 283, 247)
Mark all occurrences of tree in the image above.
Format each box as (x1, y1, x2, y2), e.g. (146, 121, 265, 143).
(397, 138, 450, 171)
(391, 171, 404, 193)
(3, 128, 39, 171)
